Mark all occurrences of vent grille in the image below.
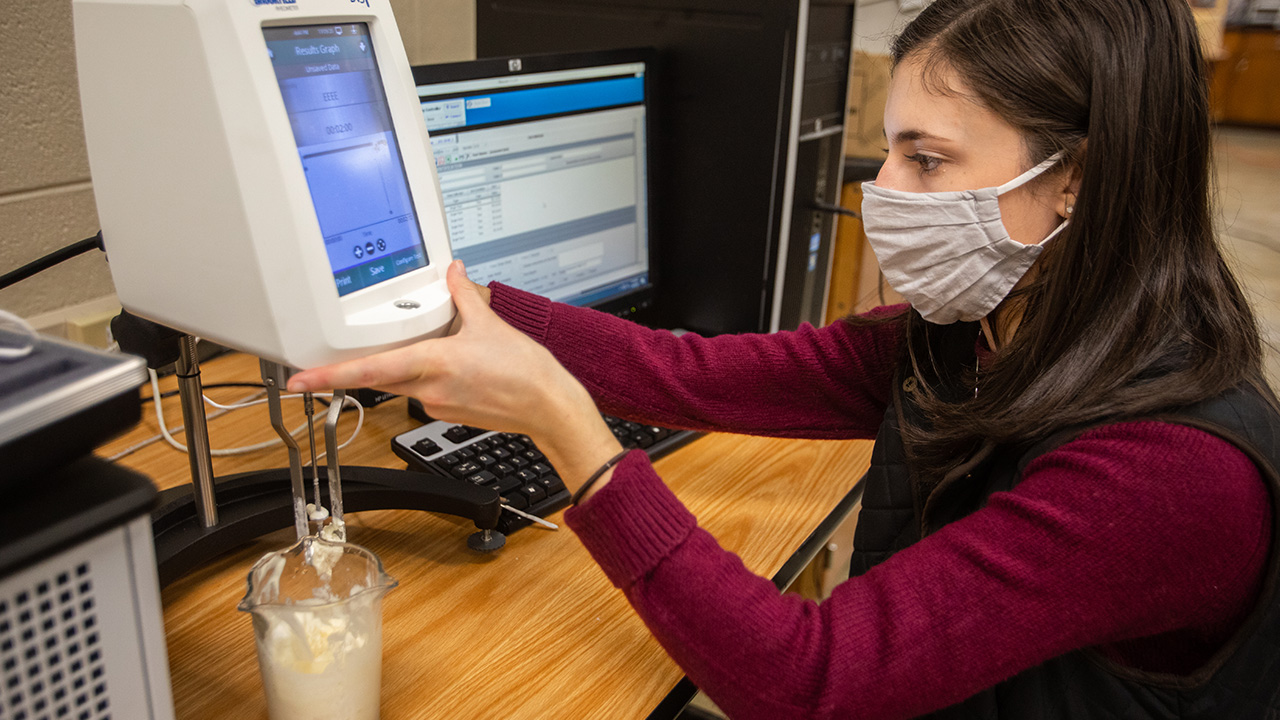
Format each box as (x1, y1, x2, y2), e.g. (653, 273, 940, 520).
(0, 562, 110, 720)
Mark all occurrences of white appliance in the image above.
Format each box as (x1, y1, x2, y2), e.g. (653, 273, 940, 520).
(73, 0, 456, 369)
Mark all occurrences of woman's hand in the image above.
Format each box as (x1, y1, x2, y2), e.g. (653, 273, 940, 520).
(288, 261, 623, 488)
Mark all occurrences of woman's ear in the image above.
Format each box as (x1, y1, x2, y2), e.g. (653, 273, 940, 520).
(1055, 141, 1086, 219)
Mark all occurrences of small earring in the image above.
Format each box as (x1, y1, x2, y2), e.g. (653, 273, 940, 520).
(1066, 205, 1074, 215)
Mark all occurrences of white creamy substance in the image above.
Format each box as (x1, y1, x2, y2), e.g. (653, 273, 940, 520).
(256, 594, 383, 720)
(309, 520, 347, 584)
(251, 524, 384, 720)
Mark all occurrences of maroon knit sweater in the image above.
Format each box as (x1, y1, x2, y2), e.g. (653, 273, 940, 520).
(490, 283, 1272, 720)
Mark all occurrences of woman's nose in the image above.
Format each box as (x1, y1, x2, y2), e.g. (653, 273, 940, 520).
(873, 159, 902, 191)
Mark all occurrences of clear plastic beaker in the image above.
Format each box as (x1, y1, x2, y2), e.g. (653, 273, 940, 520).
(238, 535, 398, 720)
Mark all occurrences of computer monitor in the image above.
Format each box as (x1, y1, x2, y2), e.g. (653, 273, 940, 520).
(411, 49, 656, 318)
(74, 0, 455, 370)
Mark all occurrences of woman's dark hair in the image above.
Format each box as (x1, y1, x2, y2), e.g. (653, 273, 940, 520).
(876, 0, 1270, 481)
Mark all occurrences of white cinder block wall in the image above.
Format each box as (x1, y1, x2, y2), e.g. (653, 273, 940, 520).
(0, 0, 475, 325)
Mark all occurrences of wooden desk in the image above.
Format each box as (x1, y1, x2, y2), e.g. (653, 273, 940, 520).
(99, 352, 873, 719)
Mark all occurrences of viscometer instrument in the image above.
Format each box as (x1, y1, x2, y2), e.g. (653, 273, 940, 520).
(73, 0, 470, 556)
(72, 2, 466, 711)
(75, 0, 455, 371)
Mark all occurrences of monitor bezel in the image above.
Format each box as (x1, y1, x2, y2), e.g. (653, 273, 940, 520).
(411, 47, 660, 321)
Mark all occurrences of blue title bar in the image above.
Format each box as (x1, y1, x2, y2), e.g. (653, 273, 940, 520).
(422, 76, 643, 131)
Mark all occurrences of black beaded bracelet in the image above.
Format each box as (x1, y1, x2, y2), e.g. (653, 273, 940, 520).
(570, 449, 631, 506)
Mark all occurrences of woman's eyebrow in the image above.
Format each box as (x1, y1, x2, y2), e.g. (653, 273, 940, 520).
(888, 129, 952, 144)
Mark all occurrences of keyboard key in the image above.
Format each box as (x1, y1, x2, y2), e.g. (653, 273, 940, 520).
(412, 439, 442, 457)
(451, 460, 483, 478)
(496, 476, 522, 494)
(536, 475, 565, 494)
(443, 425, 475, 444)
(519, 484, 547, 504)
(439, 454, 461, 467)
(476, 453, 497, 468)
(465, 471, 498, 487)
(490, 447, 512, 461)
(505, 492, 529, 510)
(530, 463, 553, 477)
(630, 432, 654, 449)
(492, 462, 516, 478)
(516, 469, 539, 484)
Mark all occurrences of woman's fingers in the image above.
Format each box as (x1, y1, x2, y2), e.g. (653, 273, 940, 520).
(445, 261, 495, 334)
(284, 264, 566, 436)
(287, 341, 434, 393)
(446, 260, 489, 318)
(289, 261, 484, 393)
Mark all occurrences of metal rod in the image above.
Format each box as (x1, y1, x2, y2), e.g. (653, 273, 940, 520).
(261, 359, 309, 540)
(304, 392, 320, 513)
(500, 503, 559, 530)
(323, 388, 346, 532)
(175, 336, 217, 527)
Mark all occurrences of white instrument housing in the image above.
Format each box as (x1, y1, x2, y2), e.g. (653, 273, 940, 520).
(74, 0, 455, 369)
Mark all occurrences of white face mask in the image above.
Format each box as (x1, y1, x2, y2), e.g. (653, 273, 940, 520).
(860, 152, 1068, 325)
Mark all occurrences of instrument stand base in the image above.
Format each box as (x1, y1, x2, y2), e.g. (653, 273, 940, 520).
(152, 465, 503, 587)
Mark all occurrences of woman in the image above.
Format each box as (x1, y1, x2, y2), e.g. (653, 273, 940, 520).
(289, 0, 1280, 716)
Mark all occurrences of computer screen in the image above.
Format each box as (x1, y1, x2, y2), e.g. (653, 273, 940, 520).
(412, 49, 655, 315)
(264, 23, 431, 297)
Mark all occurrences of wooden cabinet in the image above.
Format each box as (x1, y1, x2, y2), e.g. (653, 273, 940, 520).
(824, 180, 904, 325)
(1211, 28, 1280, 127)
(825, 182, 866, 324)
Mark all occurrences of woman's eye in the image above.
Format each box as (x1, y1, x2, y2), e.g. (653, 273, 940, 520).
(904, 153, 941, 174)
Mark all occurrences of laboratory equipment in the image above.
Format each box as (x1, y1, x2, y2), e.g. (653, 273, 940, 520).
(477, 0, 857, 335)
(0, 333, 174, 720)
(0, 328, 145, 482)
(145, 351, 505, 585)
(71, 0, 505, 587)
(238, 535, 397, 720)
(74, 0, 455, 371)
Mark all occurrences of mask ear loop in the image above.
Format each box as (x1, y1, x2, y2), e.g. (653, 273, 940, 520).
(997, 151, 1071, 248)
(1034, 218, 1071, 248)
(995, 151, 1067, 195)
(0, 309, 39, 360)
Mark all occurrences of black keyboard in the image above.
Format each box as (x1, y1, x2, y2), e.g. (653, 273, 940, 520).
(390, 412, 697, 534)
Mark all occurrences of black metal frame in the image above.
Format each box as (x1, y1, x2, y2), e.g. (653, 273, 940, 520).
(151, 465, 502, 587)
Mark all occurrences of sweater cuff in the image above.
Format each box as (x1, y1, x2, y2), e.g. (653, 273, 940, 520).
(489, 282, 553, 344)
(564, 450, 698, 589)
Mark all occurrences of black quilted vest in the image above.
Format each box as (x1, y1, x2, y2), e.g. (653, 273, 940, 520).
(849, 325, 1280, 719)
